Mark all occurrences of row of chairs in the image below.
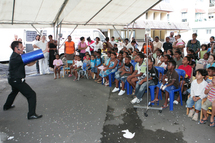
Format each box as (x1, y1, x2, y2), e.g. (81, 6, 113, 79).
(107, 60, 186, 111)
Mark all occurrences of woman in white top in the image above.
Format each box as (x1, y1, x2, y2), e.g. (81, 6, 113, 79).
(32, 35, 40, 74)
(92, 37, 102, 52)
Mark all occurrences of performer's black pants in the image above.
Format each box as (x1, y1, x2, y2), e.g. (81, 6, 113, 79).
(4, 78, 36, 117)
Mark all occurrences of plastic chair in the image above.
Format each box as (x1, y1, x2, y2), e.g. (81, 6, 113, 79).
(63, 60, 73, 75)
(148, 66, 165, 105)
(78, 62, 88, 80)
(54, 66, 64, 78)
(165, 69, 186, 111)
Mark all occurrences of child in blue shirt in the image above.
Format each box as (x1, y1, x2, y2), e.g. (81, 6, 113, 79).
(90, 55, 96, 79)
(95, 52, 102, 81)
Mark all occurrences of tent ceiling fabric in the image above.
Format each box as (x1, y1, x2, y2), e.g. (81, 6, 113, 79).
(0, 0, 161, 28)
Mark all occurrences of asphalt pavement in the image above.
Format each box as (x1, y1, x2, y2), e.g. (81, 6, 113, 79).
(0, 67, 214, 143)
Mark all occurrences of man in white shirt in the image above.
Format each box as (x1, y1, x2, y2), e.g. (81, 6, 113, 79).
(33, 35, 49, 75)
(110, 36, 116, 46)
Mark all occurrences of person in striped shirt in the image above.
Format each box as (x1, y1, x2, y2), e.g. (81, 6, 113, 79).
(200, 75, 215, 126)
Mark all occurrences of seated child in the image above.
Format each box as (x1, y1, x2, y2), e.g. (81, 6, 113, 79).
(112, 56, 133, 96)
(174, 56, 192, 104)
(187, 69, 208, 121)
(53, 54, 63, 79)
(188, 49, 196, 60)
(95, 52, 102, 81)
(83, 51, 90, 61)
(72, 55, 83, 81)
(127, 53, 146, 95)
(187, 54, 196, 76)
(200, 75, 215, 126)
(206, 54, 215, 69)
(114, 43, 118, 49)
(90, 54, 97, 79)
(206, 67, 215, 83)
(128, 48, 133, 56)
(131, 57, 159, 104)
(83, 54, 91, 77)
(98, 52, 118, 86)
(131, 50, 138, 61)
(123, 51, 129, 64)
(151, 60, 179, 109)
(174, 50, 183, 68)
(68, 55, 77, 77)
(161, 55, 171, 74)
(156, 49, 163, 66)
(157, 55, 164, 67)
(199, 44, 208, 59)
(167, 49, 174, 58)
(198, 52, 209, 69)
(104, 51, 111, 67)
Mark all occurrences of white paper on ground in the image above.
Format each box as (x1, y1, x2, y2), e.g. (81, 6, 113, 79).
(122, 129, 135, 139)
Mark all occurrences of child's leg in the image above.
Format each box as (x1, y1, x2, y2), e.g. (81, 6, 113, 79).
(57, 67, 61, 78)
(176, 81, 185, 101)
(210, 101, 215, 126)
(126, 75, 133, 85)
(131, 77, 138, 89)
(115, 79, 119, 88)
(74, 70, 78, 79)
(164, 91, 169, 107)
(69, 65, 73, 74)
(135, 81, 147, 99)
(200, 99, 212, 122)
(54, 67, 57, 79)
(121, 81, 125, 90)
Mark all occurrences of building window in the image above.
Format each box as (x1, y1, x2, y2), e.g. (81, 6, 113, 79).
(193, 30, 198, 33)
(210, 0, 215, 7)
(195, 13, 203, 22)
(146, 12, 148, 20)
(167, 14, 169, 21)
(181, 12, 187, 22)
(153, 13, 156, 20)
(207, 29, 212, 34)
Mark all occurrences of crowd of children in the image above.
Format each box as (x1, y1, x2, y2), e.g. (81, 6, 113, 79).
(55, 35, 215, 127)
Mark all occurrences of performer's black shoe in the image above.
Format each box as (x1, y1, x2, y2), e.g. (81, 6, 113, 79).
(3, 105, 15, 111)
(28, 114, 43, 120)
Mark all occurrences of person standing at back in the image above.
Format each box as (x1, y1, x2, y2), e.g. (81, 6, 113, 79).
(87, 37, 95, 55)
(33, 35, 49, 75)
(163, 37, 173, 53)
(48, 35, 57, 69)
(64, 35, 75, 60)
(3, 41, 42, 120)
(78, 37, 88, 60)
(169, 32, 175, 44)
(186, 33, 201, 59)
(32, 35, 40, 74)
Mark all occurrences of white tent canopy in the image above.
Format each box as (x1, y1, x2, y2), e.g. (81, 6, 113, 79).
(0, 0, 161, 29)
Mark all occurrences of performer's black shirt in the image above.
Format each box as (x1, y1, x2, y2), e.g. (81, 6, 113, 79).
(8, 52, 25, 79)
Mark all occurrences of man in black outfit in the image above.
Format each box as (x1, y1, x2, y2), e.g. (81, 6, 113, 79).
(163, 37, 173, 52)
(3, 41, 42, 120)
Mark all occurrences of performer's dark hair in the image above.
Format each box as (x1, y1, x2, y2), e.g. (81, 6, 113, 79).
(11, 41, 22, 51)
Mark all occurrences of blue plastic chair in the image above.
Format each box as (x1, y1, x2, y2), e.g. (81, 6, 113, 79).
(148, 66, 164, 105)
(64, 60, 73, 75)
(164, 69, 186, 111)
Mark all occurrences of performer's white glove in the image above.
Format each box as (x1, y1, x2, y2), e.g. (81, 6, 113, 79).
(160, 84, 164, 89)
(162, 85, 167, 91)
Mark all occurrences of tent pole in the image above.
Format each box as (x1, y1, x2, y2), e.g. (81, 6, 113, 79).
(129, 22, 135, 40)
(113, 25, 122, 40)
(53, 23, 55, 39)
(84, 0, 112, 25)
(128, 0, 162, 26)
(59, 25, 78, 48)
(31, 24, 40, 35)
(11, 0, 16, 25)
(126, 26, 129, 39)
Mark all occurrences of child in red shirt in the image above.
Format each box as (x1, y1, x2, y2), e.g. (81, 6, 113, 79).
(174, 56, 192, 104)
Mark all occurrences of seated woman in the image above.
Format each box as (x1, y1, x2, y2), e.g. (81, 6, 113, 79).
(97, 52, 118, 86)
